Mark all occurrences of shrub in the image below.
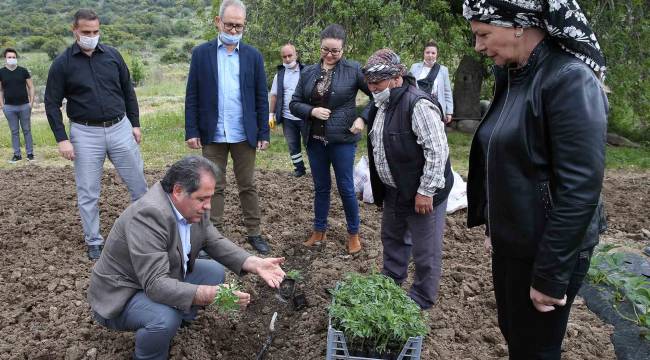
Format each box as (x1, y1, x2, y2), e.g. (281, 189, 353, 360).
(329, 272, 428, 356)
(181, 40, 196, 54)
(22, 35, 48, 51)
(160, 48, 189, 64)
(154, 37, 171, 49)
(41, 38, 65, 60)
(130, 56, 145, 86)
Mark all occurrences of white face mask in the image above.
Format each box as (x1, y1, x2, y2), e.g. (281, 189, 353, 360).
(373, 79, 393, 105)
(220, 32, 242, 45)
(78, 35, 99, 50)
(6, 58, 17, 66)
(283, 61, 297, 69)
(373, 87, 390, 105)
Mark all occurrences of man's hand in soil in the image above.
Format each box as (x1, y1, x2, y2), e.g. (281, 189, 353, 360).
(57, 140, 75, 161)
(530, 287, 567, 312)
(242, 256, 286, 289)
(193, 285, 218, 305)
(193, 285, 251, 308)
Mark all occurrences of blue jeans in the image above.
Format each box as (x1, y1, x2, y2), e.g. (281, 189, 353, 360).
(93, 259, 226, 360)
(70, 117, 147, 245)
(306, 140, 359, 234)
(3, 103, 33, 156)
(281, 118, 305, 172)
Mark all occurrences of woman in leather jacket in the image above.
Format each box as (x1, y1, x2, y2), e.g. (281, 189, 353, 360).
(289, 24, 371, 254)
(463, 1, 608, 358)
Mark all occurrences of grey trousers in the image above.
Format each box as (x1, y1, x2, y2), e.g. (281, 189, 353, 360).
(70, 117, 147, 245)
(93, 259, 226, 360)
(202, 142, 261, 236)
(381, 187, 447, 309)
(3, 103, 33, 156)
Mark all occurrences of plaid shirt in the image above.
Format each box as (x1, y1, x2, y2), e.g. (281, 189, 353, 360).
(369, 99, 448, 197)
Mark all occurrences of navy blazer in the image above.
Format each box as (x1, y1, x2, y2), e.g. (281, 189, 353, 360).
(185, 39, 269, 148)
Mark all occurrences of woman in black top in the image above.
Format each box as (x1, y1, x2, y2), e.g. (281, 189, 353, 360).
(290, 24, 371, 254)
(0, 48, 35, 163)
(463, 0, 608, 358)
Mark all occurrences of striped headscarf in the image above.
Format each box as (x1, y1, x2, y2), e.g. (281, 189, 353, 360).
(362, 48, 407, 83)
(463, 0, 606, 78)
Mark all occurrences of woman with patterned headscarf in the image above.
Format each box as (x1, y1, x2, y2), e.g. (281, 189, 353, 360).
(463, 0, 608, 358)
(362, 49, 453, 309)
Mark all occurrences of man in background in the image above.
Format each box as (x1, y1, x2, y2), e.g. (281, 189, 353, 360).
(269, 43, 306, 177)
(185, 0, 271, 254)
(45, 9, 147, 260)
(0, 48, 35, 163)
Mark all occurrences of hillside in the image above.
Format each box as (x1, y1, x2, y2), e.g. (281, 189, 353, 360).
(0, 0, 206, 51)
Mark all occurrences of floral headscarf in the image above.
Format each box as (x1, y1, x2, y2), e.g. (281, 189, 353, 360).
(463, 0, 606, 78)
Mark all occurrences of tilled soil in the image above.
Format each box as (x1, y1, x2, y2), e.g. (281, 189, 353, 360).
(1, 166, 646, 360)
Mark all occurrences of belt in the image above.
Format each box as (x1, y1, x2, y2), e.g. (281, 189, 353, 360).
(72, 116, 124, 127)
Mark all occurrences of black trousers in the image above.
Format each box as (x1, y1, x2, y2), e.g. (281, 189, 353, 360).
(491, 249, 593, 360)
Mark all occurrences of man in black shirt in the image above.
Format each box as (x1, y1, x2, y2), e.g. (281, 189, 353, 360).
(44, 9, 147, 260)
(0, 48, 35, 163)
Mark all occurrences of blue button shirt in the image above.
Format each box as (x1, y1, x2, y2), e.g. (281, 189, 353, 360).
(215, 39, 246, 143)
(168, 196, 192, 276)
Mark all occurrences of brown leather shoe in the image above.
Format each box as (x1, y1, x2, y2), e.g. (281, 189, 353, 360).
(304, 231, 326, 246)
(347, 234, 362, 254)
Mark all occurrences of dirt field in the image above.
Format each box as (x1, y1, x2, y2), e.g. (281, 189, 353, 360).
(1, 165, 647, 360)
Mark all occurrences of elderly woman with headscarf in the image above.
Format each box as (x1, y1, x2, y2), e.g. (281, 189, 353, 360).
(361, 49, 453, 309)
(290, 24, 371, 254)
(463, 0, 608, 358)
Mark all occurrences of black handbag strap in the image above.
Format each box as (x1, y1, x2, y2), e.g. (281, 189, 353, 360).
(416, 63, 440, 95)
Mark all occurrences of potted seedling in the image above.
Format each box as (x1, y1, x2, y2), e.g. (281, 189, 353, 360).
(211, 280, 242, 314)
(279, 269, 302, 300)
(278, 270, 307, 310)
(327, 272, 428, 360)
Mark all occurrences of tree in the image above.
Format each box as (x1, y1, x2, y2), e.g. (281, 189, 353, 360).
(130, 56, 145, 86)
(22, 35, 48, 51)
(42, 38, 65, 60)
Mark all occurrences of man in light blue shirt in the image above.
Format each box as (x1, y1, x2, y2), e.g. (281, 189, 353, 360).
(185, 0, 270, 254)
(269, 43, 306, 177)
(215, 38, 246, 143)
(169, 197, 192, 274)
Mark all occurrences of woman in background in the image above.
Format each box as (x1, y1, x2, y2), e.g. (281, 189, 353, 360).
(409, 41, 453, 124)
(290, 24, 371, 254)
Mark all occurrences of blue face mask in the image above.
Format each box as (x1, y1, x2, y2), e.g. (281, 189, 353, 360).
(220, 32, 242, 45)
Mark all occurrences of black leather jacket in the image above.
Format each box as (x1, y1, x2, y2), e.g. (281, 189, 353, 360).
(289, 58, 370, 144)
(466, 40, 608, 298)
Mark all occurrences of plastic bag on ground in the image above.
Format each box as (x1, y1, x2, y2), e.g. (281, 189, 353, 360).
(446, 169, 467, 214)
(353, 156, 374, 203)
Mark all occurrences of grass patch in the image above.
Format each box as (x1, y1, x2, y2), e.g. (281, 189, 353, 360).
(0, 110, 647, 175)
(606, 145, 650, 170)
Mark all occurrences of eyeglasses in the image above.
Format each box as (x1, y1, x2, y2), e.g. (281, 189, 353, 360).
(320, 47, 342, 56)
(223, 22, 245, 32)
